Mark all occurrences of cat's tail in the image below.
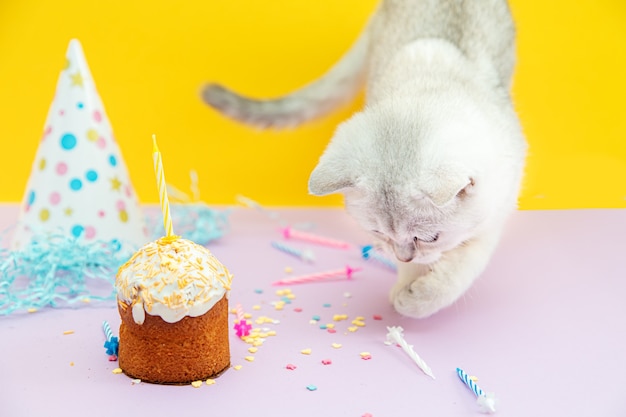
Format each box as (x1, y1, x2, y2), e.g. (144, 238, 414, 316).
(201, 30, 371, 129)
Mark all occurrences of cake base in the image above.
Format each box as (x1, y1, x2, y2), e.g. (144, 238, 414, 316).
(118, 295, 230, 384)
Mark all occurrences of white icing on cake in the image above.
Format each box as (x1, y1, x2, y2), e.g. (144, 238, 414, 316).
(115, 236, 232, 324)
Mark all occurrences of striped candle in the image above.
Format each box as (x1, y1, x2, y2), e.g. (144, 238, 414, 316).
(272, 265, 360, 286)
(386, 326, 435, 379)
(102, 320, 119, 357)
(271, 241, 315, 263)
(456, 367, 497, 414)
(233, 303, 251, 337)
(102, 320, 113, 342)
(362, 245, 397, 271)
(152, 135, 174, 237)
(280, 226, 351, 249)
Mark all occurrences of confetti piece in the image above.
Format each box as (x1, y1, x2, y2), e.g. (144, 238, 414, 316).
(321, 359, 332, 365)
(301, 348, 312, 355)
(306, 384, 318, 391)
(386, 326, 435, 379)
(327, 328, 337, 334)
(254, 289, 263, 294)
(272, 266, 362, 286)
(205, 379, 216, 385)
(252, 305, 261, 310)
(108, 355, 118, 361)
(245, 355, 255, 362)
(27, 308, 37, 313)
(312, 315, 321, 321)
(323, 303, 331, 307)
(233, 365, 243, 370)
(131, 379, 141, 385)
(286, 364, 297, 370)
(294, 308, 303, 313)
(191, 380, 203, 388)
(63, 330, 75, 335)
(248, 347, 258, 353)
(456, 367, 497, 414)
(360, 352, 372, 360)
(333, 314, 348, 321)
(331, 343, 342, 349)
(112, 368, 123, 374)
(373, 314, 383, 320)
(348, 326, 358, 332)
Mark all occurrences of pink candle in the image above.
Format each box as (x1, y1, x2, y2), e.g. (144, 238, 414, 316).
(280, 226, 350, 249)
(272, 265, 361, 286)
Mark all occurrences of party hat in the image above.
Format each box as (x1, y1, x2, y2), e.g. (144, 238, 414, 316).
(11, 39, 147, 251)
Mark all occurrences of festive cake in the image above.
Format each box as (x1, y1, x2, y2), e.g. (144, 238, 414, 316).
(115, 235, 233, 384)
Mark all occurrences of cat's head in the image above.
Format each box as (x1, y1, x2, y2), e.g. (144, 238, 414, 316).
(308, 93, 525, 264)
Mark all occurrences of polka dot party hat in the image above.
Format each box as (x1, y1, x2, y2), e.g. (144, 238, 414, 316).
(11, 39, 148, 251)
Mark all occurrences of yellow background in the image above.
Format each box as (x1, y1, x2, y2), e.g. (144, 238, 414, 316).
(0, 0, 625, 208)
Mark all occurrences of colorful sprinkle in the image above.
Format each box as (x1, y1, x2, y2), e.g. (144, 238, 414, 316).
(321, 359, 332, 365)
(301, 348, 312, 355)
(112, 368, 123, 374)
(63, 330, 74, 335)
(191, 380, 203, 388)
(306, 384, 318, 391)
(286, 364, 297, 370)
(205, 379, 216, 385)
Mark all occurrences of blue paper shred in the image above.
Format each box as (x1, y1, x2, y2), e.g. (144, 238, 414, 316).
(0, 204, 230, 315)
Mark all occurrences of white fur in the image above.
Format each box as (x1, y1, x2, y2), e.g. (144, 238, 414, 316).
(203, 0, 527, 318)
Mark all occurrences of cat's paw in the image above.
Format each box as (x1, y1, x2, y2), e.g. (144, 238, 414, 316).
(389, 274, 447, 318)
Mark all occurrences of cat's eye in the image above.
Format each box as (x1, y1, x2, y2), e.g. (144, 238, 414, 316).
(414, 233, 439, 243)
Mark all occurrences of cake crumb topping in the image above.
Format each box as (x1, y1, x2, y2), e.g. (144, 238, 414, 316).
(116, 237, 232, 324)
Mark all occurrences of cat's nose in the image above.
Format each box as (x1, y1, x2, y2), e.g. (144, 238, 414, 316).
(392, 242, 415, 263)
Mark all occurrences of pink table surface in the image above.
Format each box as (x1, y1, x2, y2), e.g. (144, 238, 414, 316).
(0, 204, 624, 417)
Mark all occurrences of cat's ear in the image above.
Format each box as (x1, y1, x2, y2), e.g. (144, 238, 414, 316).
(308, 162, 354, 195)
(423, 175, 474, 206)
(308, 113, 368, 196)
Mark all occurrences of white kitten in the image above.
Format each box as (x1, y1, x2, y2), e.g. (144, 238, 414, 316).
(202, 0, 527, 318)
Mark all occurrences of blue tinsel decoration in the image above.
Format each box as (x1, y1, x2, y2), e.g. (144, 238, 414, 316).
(0, 204, 229, 316)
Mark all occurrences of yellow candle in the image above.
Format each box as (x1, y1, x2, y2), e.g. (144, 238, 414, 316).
(152, 135, 174, 237)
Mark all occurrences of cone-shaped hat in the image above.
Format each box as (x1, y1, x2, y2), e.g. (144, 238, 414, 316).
(11, 39, 147, 251)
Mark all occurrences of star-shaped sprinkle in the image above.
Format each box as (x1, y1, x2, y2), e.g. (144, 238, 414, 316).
(110, 177, 122, 191)
(70, 72, 84, 87)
